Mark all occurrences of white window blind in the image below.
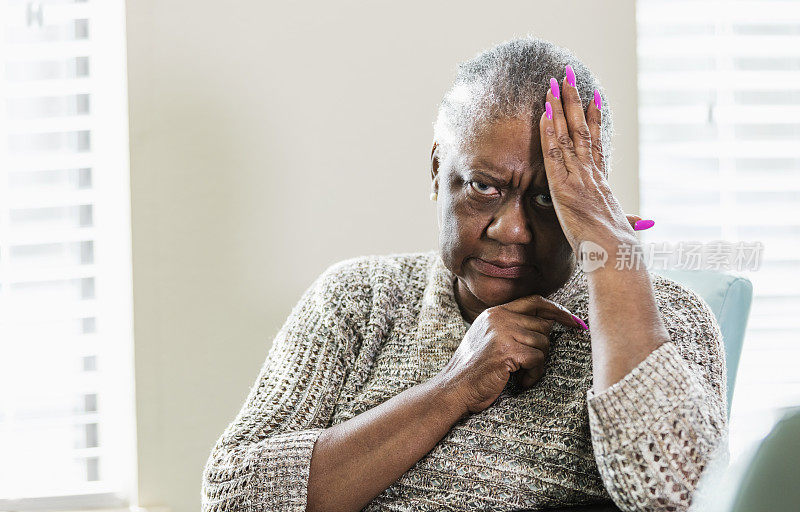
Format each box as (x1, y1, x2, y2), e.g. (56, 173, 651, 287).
(0, 0, 134, 508)
(636, 0, 800, 460)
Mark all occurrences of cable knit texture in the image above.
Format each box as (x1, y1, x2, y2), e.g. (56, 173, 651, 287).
(201, 250, 729, 512)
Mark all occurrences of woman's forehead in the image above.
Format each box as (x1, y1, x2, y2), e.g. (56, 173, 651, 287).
(461, 117, 543, 157)
(454, 120, 546, 178)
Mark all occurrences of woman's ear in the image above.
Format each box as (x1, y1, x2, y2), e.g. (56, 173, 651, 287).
(430, 141, 440, 184)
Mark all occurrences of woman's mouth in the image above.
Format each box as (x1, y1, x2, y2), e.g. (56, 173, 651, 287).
(470, 257, 536, 279)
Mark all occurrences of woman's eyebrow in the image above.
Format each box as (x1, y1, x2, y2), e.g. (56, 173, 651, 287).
(469, 170, 508, 185)
(470, 160, 513, 184)
(469, 161, 550, 192)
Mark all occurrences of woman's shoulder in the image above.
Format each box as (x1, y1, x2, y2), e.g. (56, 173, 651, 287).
(288, 251, 437, 337)
(313, 249, 438, 300)
(323, 249, 436, 276)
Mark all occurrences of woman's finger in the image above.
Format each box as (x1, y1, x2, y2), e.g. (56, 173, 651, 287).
(626, 214, 655, 231)
(539, 78, 578, 178)
(518, 366, 545, 389)
(501, 294, 587, 330)
(508, 337, 547, 372)
(540, 104, 570, 186)
(559, 66, 594, 164)
(586, 87, 606, 181)
(510, 328, 551, 358)
(501, 309, 556, 335)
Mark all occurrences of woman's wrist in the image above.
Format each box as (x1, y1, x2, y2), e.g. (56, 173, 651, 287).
(423, 372, 471, 423)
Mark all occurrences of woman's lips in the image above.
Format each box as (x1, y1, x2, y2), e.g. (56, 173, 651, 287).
(470, 257, 536, 278)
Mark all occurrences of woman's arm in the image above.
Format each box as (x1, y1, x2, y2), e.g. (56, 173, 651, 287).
(584, 256, 729, 511)
(584, 240, 671, 394)
(201, 257, 465, 512)
(306, 374, 464, 512)
(537, 69, 728, 511)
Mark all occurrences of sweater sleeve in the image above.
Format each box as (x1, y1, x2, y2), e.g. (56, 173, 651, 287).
(585, 279, 730, 512)
(201, 260, 367, 512)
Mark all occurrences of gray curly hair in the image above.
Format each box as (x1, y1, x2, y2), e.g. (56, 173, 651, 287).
(433, 35, 614, 178)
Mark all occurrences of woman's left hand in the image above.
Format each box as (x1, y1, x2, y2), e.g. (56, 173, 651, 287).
(539, 65, 645, 257)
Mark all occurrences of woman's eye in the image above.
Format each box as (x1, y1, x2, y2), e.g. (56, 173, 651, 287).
(534, 192, 554, 207)
(469, 181, 499, 195)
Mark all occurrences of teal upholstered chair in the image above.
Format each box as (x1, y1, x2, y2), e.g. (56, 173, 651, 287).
(653, 269, 754, 420)
(690, 405, 800, 512)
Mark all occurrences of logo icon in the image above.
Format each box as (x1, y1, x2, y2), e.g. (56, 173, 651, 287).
(577, 240, 608, 272)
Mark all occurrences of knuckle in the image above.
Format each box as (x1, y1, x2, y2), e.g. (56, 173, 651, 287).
(556, 134, 574, 148)
(535, 320, 554, 336)
(519, 331, 536, 346)
(575, 126, 592, 142)
(545, 145, 563, 160)
(539, 334, 551, 350)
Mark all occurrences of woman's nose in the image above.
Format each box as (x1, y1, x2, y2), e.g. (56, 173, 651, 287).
(486, 199, 532, 245)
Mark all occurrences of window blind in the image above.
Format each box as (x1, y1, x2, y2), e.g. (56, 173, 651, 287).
(0, 0, 134, 508)
(636, 0, 800, 460)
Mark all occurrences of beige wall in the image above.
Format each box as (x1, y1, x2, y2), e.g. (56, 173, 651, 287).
(125, 1, 639, 510)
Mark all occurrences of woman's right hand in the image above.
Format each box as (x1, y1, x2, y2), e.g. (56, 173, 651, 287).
(437, 295, 586, 416)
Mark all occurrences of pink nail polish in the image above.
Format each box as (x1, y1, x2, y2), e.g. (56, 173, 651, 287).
(634, 219, 655, 230)
(572, 314, 589, 330)
(594, 89, 602, 110)
(566, 64, 576, 87)
(545, 102, 553, 120)
(550, 77, 560, 99)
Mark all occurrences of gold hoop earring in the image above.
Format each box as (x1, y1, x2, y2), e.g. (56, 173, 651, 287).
(430, 192, 438, 201)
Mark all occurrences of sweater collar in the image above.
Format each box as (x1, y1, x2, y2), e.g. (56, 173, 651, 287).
(413, 251, 469, 379)
(417, 251, 586, 380)
(414, 250, 586, 379)
(417, 251, 586, 382)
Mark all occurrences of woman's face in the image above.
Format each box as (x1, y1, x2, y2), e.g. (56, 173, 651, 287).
(432, 117, 576, 316)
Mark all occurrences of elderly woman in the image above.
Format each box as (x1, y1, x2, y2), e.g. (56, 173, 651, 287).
(201, 37, 729, 512)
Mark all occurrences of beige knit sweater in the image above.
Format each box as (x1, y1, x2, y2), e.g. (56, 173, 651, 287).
(201, 250, 730, 512)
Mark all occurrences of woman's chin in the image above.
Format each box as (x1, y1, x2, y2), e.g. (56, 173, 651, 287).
(468, 275, 532, 306)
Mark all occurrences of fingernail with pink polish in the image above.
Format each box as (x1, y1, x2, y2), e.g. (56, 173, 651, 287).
(550, 77, 560, 99)
(572, 314, 589, 330)
(594, 89, 602, 110)
(545, 101, 553, 120)
(634, 219, 655, 230)
(566, 64, 576, 87)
